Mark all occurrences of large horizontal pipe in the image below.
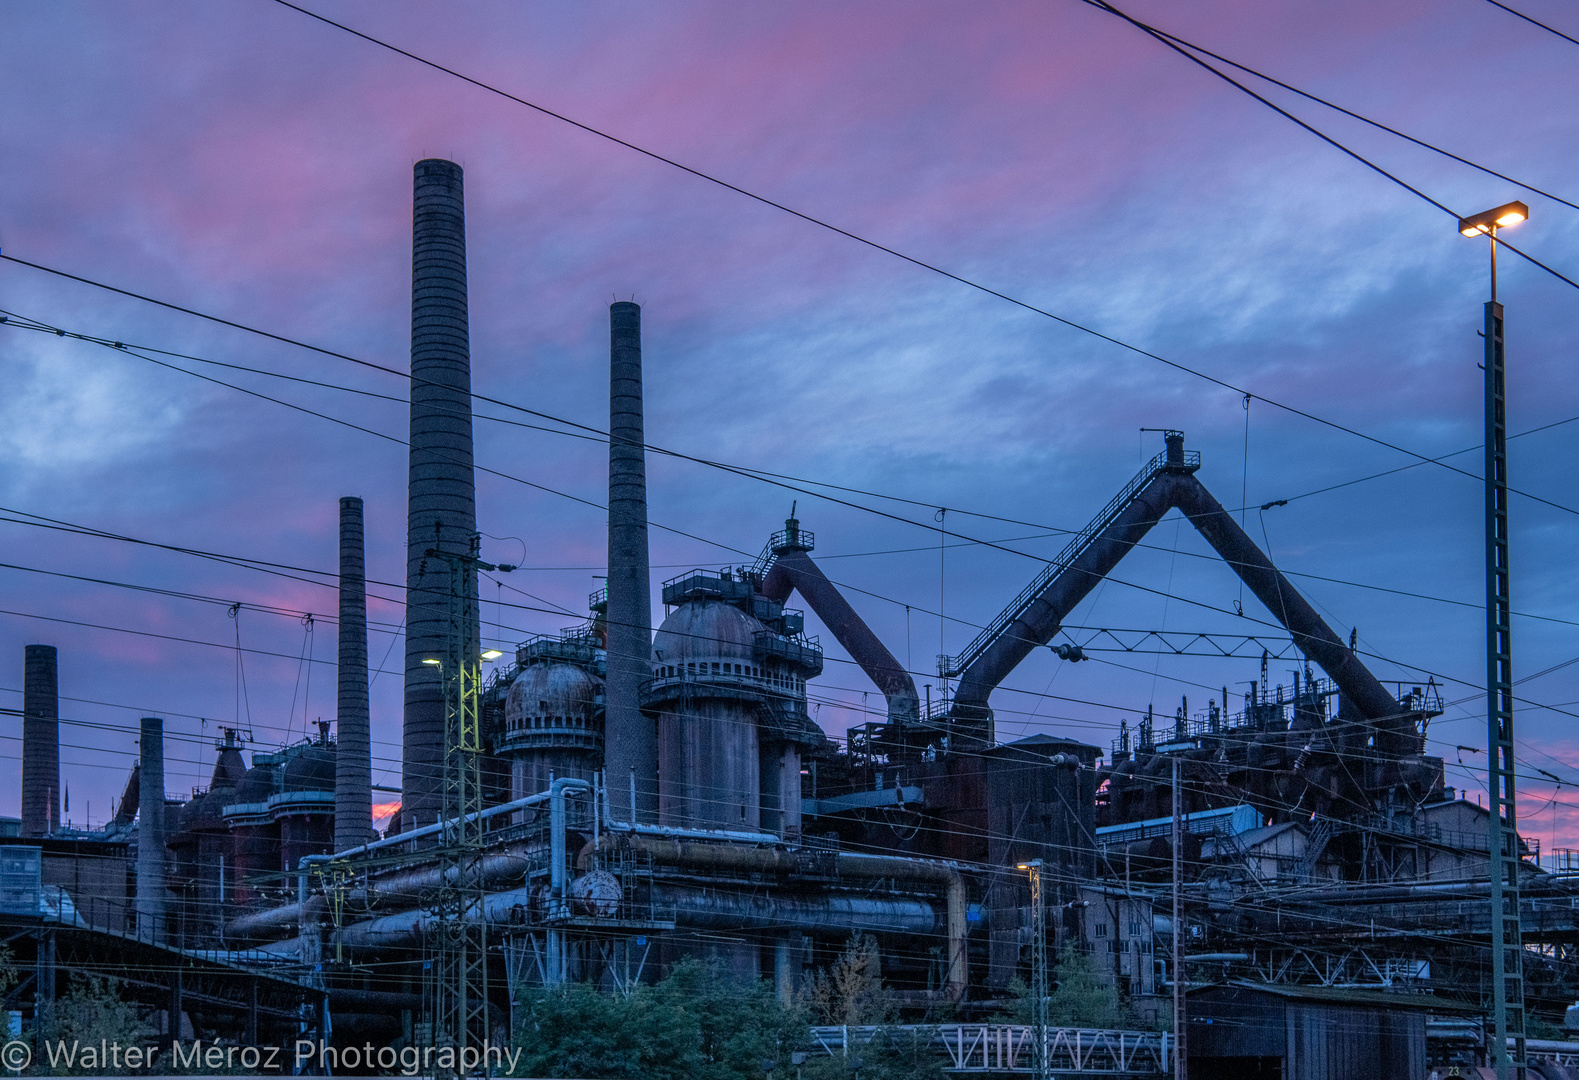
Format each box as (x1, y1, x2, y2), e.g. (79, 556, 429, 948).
(581, 834, 967, 999)
(331, 883, 939, 949)
(651, 882, 937, 936)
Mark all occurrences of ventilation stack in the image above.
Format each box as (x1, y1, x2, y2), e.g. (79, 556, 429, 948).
(402, 159, 480, 830)
(605, 301, 657, 823)
(21, 644, 59, 837)
(135, 716, 167, 940)
(336, 496, 373, 849)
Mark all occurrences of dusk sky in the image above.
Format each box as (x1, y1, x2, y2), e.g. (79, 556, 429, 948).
(2, 2, 1576, 844)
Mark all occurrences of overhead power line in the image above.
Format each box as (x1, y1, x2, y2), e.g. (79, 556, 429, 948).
(1484, 0, 1579, 48)
(1084, 0, 1579, 293)
(237, 3, 1579, 482)
(1078, 0, 1578, 213)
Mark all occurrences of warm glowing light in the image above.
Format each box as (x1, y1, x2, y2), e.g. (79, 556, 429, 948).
(480, 649, 503, 661)
(1458, 200, 1528, 238)
(422, 657, 441, 666)
(371, 800, 401, 828)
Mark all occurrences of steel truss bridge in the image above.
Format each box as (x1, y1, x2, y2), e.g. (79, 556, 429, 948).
(808, 1024, 1172, 1075)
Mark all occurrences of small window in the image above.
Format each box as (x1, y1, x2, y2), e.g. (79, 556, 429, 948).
(1096, 923, 1108, 938)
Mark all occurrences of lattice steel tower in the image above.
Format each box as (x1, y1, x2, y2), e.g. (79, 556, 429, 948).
(421, 529, 509, 1069)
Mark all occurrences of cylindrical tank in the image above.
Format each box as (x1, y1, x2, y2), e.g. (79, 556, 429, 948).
(651, 601, 763, 831)
(224, 759, 282, 908)
(275, 741, 336, 874)
(500, 662, 602, 799)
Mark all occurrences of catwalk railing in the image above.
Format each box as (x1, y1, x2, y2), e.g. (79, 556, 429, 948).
(808, 1024, 1172, 1074)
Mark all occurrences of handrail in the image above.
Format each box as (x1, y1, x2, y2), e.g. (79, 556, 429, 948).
(944, 450, 1194, 678)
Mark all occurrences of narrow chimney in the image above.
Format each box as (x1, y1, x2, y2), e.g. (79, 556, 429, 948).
(135, 717, 167, 940)
(336, 496, 373, 850)
(21, 645, 59, 837)
(402, 159, 479, 830)
(605, 301, 657, 823)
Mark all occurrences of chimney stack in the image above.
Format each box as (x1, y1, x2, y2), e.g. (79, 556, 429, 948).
(402, 159, 480, 829)
(336, 496, 373, 850)
(21, 645, 59, 837)
(604, 301, 657, 823)
(135, 716, 167, 940)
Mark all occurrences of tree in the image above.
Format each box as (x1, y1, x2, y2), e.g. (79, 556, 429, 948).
(32, 976, 157, 1076)
(1046, 944, 1123, 1029)
(511, 959, 807, 1080)
(802, 934, 891, 1027)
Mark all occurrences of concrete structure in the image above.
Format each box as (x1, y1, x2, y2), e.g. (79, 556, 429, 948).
(402, 158, 479, 830)
(135, 716, 167, 940)
(604, 300, 656, 824)
(335, 495, 373, 850)
(21, 644, 59, 838)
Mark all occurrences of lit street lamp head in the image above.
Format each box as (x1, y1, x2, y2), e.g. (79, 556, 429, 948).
(1458, 200, 1528, 237)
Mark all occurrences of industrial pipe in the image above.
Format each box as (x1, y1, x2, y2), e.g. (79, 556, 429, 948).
(760, 548, 919, 725)
(953, 436, 1401, 725)
(550, 776, 591, 916)
(331, 883, 938, 949)
(579, 835, 969, 999)
(1171, 475, 1400, 721)
(232, 785, 578, 943)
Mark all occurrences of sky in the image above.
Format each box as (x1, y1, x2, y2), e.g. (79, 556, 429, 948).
(1, 0, 1576, 846)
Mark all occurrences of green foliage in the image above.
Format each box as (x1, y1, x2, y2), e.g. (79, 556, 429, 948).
(995, 946, 1127, 1030)
(511, 959, 805, 1080)
(0, 943, 17, 1003)
(31, 976, 157, 1076)
(801, 934, 892, 1026)
(1047, 944, 1123, 1029)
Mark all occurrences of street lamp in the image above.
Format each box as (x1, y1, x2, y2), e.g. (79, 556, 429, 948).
(1014, 859, 1050, 1080)
(1460, 201, 1529, 1080)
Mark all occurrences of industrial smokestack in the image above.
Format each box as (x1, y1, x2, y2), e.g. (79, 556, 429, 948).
(21, 644, 59, 837)
(336, 496, 373, 850)
(402, 159, 480, 829)
(605, 301, 657, 823)
(135, 716, 167, 940)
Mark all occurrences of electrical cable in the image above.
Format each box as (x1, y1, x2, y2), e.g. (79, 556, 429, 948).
(1084, 0, 1579, 293)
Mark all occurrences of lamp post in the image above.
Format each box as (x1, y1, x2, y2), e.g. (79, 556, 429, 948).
(1158, 738, 1196, 1080)
(1459, 199, 1528, 1080)
(1015, 859, 1049, 1080)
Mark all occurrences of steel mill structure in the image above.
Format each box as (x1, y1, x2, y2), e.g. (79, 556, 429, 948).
(5, 160, 1579, 1077)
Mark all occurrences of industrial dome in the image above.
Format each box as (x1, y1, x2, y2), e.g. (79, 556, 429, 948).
(652, 600, 761, 665)
(231, 762, 278, 805)
(504, 662, 599, 730)
(282, 743, 336, 792)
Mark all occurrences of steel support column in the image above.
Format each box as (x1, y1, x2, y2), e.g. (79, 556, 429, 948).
(1484, 295, 1526, 1079)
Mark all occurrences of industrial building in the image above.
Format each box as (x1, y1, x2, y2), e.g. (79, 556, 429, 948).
(6, 158, 1579, 1076)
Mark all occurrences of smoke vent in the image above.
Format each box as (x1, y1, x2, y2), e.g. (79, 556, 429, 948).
(21, 644, 59, 837)
(604, 301, 657, 823)
(135, 716, 167, 940)
(402, 158, 480, 829)
(336, 496, 373, 849)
